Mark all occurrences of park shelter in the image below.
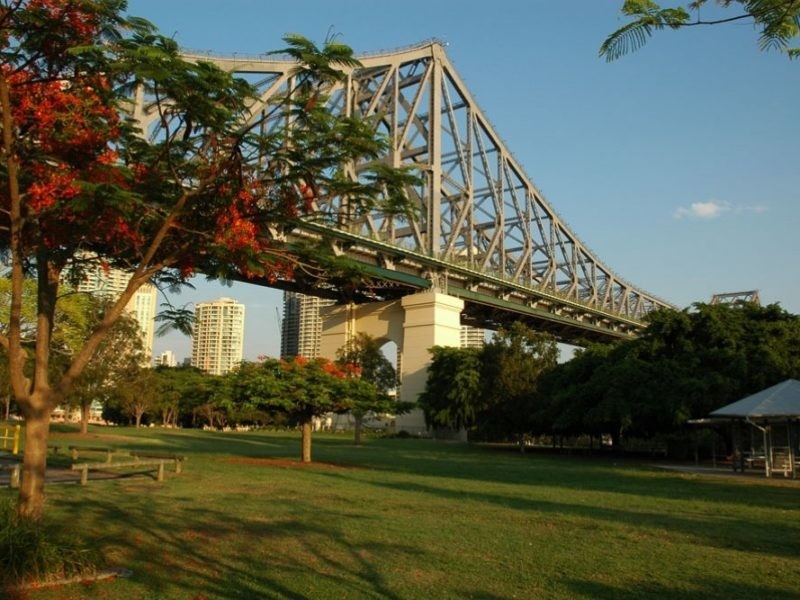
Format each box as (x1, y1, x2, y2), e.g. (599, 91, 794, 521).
(709, 379, 800, 479)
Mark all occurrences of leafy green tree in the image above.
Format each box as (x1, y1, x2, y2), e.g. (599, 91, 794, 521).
(233, 357, 353, 462)
(1, 0, 414, 518)
(478, 323, 558, 451)
(539, 302, 800, 447)
(419, 346, 483, 432)
(336, 333, 408, 445)
(69, 304, 145, 434)
(0, 279, 91, 421)
(336, 334, 397, 392)
(222, 361, 298, 428)
(113, 365, 158, 427)
(152, 365, 208, 427)
(538, 343, 615, 444)
(194, 377, 234, 429)
(601, 0, 800, 61)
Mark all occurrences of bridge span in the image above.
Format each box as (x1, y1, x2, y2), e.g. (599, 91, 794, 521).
(135, 41, 673, 432)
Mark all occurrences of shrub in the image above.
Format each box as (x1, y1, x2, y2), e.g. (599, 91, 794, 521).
(393, 430, 413, 439)
(0, 498, 101, 588)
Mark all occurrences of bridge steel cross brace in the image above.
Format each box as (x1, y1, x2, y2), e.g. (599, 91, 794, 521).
(131, 41, 673, 343)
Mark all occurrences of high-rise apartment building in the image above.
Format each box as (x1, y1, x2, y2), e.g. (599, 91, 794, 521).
(280, 292, 335, 359)
(460, 325, 486, 348)
(76, 265, 157, 364)
(191, 297, 245, 375)
(155, 350, 177, 367)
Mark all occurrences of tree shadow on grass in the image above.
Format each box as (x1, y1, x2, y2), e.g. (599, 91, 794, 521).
(561, 576, 800, 600)
(311, 470, 800, 562)
(50, 428, 800, 516)
(44, 491, 421, 599)
(352, 439, 800, 512)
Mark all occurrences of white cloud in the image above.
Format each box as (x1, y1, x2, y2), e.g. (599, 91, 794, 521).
(674, 200, 730, 219)
(673, 200, 769, 220)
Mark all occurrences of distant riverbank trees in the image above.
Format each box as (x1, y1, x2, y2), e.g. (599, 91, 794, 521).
(102, 350, 409, 463)
(420, 303, 800, 453)
(419, 323, 559, 449)
(539, 302, 800, 451)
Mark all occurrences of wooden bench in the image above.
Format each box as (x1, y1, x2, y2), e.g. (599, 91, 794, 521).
(70, 459, 175, 485)
(129, 451, 187, 475)
(68, 445, 118, 462)
(1, 463, 21, 488)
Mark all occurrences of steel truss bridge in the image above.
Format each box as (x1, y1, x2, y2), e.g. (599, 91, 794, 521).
(135, 41, 673, 344)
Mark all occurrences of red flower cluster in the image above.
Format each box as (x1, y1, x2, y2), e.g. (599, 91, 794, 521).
(26, 164, 79, 212)
(279, 356, 356, 380)
(11, 71, 119, 163)
(26, 0, 101, 44)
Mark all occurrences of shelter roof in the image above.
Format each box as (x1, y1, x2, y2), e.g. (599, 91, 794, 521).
(710, 379, 800, 419)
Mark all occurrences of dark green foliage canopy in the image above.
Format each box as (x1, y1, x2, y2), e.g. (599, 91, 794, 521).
(419, 323, 558, 440)
(539, 302, 800, 442)
(419, 346, 483, 431)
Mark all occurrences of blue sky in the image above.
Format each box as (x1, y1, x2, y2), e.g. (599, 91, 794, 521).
(126, 0, 800, 362)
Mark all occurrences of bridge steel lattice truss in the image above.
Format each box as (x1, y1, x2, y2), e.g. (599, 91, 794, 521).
(136, 41, 673, 343)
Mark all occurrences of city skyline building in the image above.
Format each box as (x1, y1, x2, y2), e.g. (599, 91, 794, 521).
(280, 291, 335, 359)
(460, 325, 486, 349)
(191, 297, 245, 375)
(76, 264, 157, 364)
(155, 350, 177, 368)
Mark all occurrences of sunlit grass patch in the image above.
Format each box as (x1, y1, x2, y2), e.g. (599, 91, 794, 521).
(3, 424, 798, 599)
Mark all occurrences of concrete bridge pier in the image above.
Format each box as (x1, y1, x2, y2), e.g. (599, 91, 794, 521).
(319, 291, 464, 435)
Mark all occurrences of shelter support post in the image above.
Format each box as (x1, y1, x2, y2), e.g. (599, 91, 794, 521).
(711, 434, 717, 469)
(764, 426, 772, 478)
(789, 421, 796, 480)
(731, 423, 741, 472)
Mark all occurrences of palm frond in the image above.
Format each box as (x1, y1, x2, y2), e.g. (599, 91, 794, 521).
(601, 3, 690, 61)
(600, 20, 654, 61)
(155, 304, 195, 337)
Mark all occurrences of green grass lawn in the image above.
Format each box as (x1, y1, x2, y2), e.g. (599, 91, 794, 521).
(5, 425, 800, 599)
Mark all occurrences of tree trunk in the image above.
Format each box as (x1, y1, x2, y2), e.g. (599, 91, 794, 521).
(18, 407, 51, 520)
(80, 401, 89, 435)
(611, 429, 622, 451)
(518, 433, 526, 454)
(135, 411, 142, 428)
(3, 395, 9, 421)
(354, 414, 363, 446)
(301, 418, 312, 463)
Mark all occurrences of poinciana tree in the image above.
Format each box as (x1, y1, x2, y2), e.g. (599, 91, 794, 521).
(290, 357, 356, 462)
(0, 0, 414, 518)
(237, 356, 356, 462)
(336, 333, 411, 445)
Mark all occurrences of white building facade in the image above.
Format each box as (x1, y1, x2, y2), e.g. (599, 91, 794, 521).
(460, 325, 486, 349)
(155, 350, 177, 367)
(76, 265, 157, 364)
(191, 297, 245, 375)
